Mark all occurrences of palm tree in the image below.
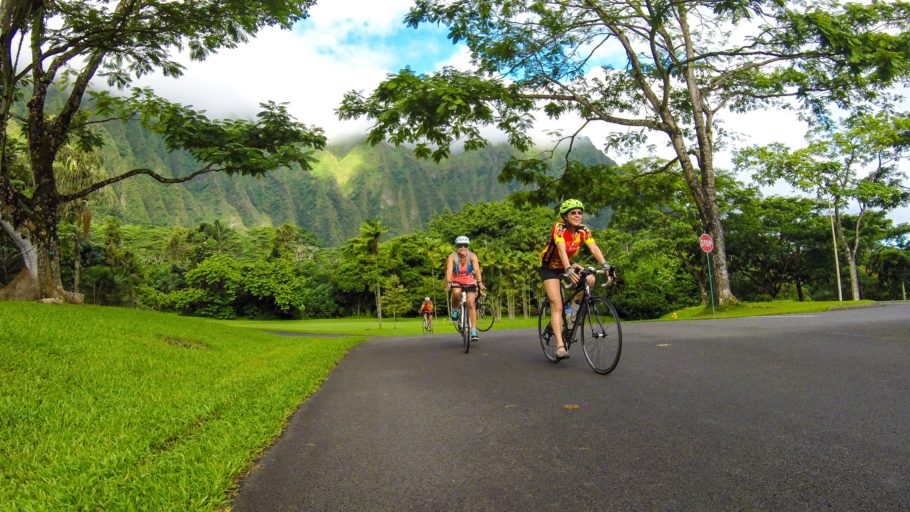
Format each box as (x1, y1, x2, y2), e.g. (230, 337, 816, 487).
(345, 219, 388, 326)
(47, 143, 110, 297)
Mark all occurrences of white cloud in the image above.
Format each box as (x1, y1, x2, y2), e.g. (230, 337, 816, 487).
(127, 0, 419, 138)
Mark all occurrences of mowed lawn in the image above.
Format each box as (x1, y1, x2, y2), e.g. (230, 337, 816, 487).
(222, 300, 879, 336)
(0, 302, 363, 511)
(223, 314, 539, 336)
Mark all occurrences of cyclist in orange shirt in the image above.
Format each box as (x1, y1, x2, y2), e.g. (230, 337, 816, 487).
(540, 199, 610, 359)
(418, 297, 434, 330)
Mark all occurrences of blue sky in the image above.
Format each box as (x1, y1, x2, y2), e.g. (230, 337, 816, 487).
(300, 18, 457, 75)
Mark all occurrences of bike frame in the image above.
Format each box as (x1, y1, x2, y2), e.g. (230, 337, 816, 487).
(538, 266, 622, 373)
(559, 267, 610, 350)
(561, 276, 590, 351)
(450, 284, 477, 353)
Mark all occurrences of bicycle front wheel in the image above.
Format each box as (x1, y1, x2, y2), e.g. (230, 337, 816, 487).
(462, 312, 471, 353)
(537, 299, 558, 363)
(476, 293, 495, 332)
(580, 297, 622, 374)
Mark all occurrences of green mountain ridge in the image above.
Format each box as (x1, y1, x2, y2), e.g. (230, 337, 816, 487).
(91, 119, 614, 245)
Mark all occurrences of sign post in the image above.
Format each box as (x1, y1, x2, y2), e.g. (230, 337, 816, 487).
(699, 233, 716, 318)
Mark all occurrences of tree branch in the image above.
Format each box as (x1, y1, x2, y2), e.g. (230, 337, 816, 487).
(59, 164, 222, 203)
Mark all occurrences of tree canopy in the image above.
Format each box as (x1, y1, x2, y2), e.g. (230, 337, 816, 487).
(0, 0, 326, 301)
(338, 0, 910, 306)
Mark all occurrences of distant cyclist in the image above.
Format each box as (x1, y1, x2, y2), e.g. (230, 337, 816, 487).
(446, 235, 485, 342)
(540, 199, 611, 359)
(418, 297, 434, 331)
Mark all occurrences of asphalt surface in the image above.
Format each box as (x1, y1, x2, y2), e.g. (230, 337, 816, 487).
(234, 303, 910, 511)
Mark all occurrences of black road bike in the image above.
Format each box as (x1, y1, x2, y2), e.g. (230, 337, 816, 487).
(538, 267, 622, 374)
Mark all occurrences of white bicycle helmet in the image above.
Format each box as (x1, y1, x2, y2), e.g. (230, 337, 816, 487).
(424, 297, 431, 301)
(455, 235, 470, 245)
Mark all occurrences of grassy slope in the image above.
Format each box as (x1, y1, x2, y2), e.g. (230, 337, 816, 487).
(0, 302, 363, 511)
(658, 299, 877, 320)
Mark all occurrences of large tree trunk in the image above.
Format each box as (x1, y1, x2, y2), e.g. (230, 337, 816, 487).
(676, 4, 736, 307)
(845, 252, 861, 300)
(0, 219, 40, 301)
(0, 267, 40, 301)
(833, 204, 862, 300)
(0, 214, 82, 303)
(706, 210, 736, 306)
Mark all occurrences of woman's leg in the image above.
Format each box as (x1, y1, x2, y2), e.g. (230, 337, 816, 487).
(542, 278, 565, 350)
(467, 290, 477, 331)
(451, 288, 462, 317)
(567, 274, 595, 307)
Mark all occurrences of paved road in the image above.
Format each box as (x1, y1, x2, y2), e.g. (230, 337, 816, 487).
(234, 304, 910, 511)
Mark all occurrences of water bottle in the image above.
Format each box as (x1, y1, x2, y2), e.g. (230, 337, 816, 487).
(564, 304, 574, 327)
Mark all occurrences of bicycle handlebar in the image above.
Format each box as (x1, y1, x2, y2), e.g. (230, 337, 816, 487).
(561, 266, 616, 287)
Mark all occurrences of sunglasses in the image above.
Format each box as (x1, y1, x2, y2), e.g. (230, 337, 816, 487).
(567, 209, 583, 216)
(456, 244, 469, 248)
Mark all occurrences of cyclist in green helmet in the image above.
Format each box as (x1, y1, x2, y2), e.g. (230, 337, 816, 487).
(539, 199, 611, 359)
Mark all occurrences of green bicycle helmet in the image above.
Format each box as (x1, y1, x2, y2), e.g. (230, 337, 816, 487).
(559, 199, 585, 215)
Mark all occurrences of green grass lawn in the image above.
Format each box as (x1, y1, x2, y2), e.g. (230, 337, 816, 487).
(222, 299, 883, 335)
(657, 299, 877, 320)
(0, 302, 363, 511)
(221, 314, 540, 336)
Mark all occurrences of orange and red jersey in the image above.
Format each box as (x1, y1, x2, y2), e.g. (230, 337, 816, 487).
(540, 222, 596, 269)
(419, 301, 434, 314)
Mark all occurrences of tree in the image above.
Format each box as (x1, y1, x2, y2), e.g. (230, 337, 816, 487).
(736, 112, 910, 300)
(173, 253, 242, 319)
(338, 0, 910, 307)
(241, 259, 307, 319)
(341, 218, 388, 324)
(724, 194, 827, 301)
(267, 224, 320, 262)
(380, 274, 410, 324)
(869, 242, 910, 301)
(0, 0, 326, 302)
(80, 217, 143, 306)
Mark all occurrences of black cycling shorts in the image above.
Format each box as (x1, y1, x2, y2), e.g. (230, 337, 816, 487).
(539, 266, 564, 281)
(451, 283, 478, 293)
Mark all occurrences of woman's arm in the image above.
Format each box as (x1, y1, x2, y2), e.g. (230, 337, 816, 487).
(445, 253, 454, 286)
(556, 241, 572, 270)
(588, 241, 607, 266)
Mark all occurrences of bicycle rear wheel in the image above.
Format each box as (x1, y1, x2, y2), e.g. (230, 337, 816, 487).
(422, 316, 431, 335)
(580, 297, 622, 374)
(475, 293, 495, 332)
(537, 299, 558, 363)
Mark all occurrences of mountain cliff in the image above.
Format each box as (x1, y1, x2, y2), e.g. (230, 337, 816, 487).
(91, 119, 614, 245)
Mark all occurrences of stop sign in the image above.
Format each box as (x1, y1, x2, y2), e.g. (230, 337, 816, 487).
(699, 233, 714, 253)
